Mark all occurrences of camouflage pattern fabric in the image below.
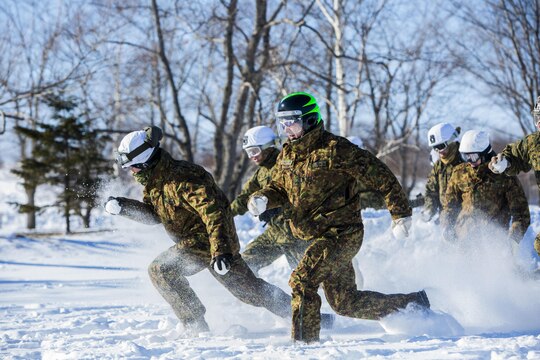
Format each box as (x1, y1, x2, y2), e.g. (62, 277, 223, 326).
(501, 132, 540, 255)
(289, 228, 422, 342)
(141, 150, 239, 257)
(252, 123, 418, 342)
(148, 240, 292, 328)
(242, 221, 308, 273)
(441, 162, 530, 243)
(120, 149, 292, 325)
(501, 132, 540, 180)
(231, 147, 305, 271)
(424, 142, 463, 221)
(359, 190, 386, 210)
(231, 147, 280, 217)
(254, 124, 412, 241)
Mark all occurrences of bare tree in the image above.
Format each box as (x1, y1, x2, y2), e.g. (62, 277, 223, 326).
(452, 0, 540, 135)
(0, 0, 98, 228)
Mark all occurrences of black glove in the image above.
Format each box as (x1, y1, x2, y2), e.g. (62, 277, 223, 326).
(258, 207, 282, 224)
(210, 253, 234, 274)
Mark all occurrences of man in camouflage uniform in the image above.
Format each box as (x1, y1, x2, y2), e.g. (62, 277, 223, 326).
(247, 92, 430, 343)
(490, 96, 540, 256)
(442, 130, 530, 245)
(231, 126, 307, 272)
(104, 126, 291, 335)
(423, 123, 463, 222)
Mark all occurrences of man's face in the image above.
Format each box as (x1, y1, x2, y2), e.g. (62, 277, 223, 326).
(276, 112, 304, 141)
(130, 166, 142, 174)
(245, 146, 267, 165)
(284, 122, 304, 140)
(438, 147, 450, 158)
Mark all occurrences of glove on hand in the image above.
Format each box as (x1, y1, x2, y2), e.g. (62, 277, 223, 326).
(247, 195, 268, 216)
(105, 196, 123, 215)
(391, 216, 412, 239)
(258, 207, 282, 224)
(211, 253, 234, 276)
(489, 154, 509, 174)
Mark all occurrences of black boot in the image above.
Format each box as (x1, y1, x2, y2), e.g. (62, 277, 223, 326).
(415, 290, 430, 309)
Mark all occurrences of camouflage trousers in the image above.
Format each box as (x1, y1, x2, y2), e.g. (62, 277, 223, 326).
(242, 222, 308, 273)
(289, 227, 420, 342)
(148, 241, 292, 329)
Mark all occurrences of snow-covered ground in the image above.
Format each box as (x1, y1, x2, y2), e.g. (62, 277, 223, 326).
(1, 171, 540, 359)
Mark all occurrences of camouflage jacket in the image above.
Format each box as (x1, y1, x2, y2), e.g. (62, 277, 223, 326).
(423, 142, 463, 220)
(231, 148, 280, 216)
(253, 124, 412, 240)
(441, 162, 530, 242)
(502, 131, 540, 195)
(359, 189, 386, 210)
(122, 150, 239, 257)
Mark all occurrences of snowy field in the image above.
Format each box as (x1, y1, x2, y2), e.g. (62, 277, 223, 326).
(2, 171, 540, 359)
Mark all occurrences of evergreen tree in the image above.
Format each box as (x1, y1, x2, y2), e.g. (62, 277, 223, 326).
(12, 94, 112, 232)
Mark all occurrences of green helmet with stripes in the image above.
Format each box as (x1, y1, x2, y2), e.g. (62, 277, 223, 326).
(276, 92, 322, 134)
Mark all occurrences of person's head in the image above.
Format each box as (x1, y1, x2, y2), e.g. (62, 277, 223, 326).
(347, 136, 364, 148)
(459, 130, 494, 168)
(115, 126, 163, 174)
(533, 96, 540, 131)
(242, 125, 277, 165)
(276, 92, 322, 141)
(427, 123, 460, 157)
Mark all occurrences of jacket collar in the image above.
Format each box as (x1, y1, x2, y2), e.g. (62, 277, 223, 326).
(259, 147, 280, 168)
(285, 122, 325, 153)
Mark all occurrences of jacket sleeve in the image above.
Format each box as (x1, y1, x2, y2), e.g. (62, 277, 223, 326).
(252, 157, 289, 210)
(502, 137, 532, 176)
(423, 163, 441, 219)
(344, 147, 411, 220)
(440, 171, 462, 229)
(117, 196, 161, 225)
(230, 170, 261, 216)
(506, 176, 531, 243)
(181, 182, 233, 257)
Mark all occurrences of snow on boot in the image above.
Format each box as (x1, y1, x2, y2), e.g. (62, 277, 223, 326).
(415, 290, 430, 309)
(184, 318, 210, 337)
(380, 304, 463, 337)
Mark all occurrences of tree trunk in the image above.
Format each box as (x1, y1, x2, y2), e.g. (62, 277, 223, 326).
(25, 186, 36, 229)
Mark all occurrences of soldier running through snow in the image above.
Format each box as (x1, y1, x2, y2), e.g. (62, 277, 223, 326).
(441, 130, 530, 249)
(247, 92, 430, 343)
(490, 96, 540, 257)
(231, 125, 308, 273)
(422, 123, 463, 222)
(104, 126, 292, 335)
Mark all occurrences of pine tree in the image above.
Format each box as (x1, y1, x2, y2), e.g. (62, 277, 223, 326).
(12, 94, 112, 232)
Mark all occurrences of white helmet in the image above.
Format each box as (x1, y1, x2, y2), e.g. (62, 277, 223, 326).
(116, 126, 162, 168)
(427, 123, 459, 148)
(459, 130, 490, 153)
(533, 96, 540, 124)
(347, 136, 364, 148)
(242, 126, 276, 149)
